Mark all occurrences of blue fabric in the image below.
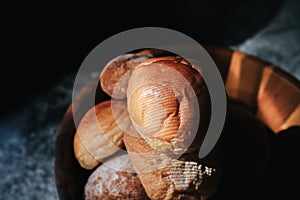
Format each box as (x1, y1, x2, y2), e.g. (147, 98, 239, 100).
(232, 0, 300, 80)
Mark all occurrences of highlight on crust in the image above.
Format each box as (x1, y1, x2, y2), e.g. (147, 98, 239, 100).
(73, 48, 221, 200)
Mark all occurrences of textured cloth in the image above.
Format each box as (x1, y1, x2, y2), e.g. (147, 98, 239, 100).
(0, 75, 74, 200)
(232, 0, 300, 80)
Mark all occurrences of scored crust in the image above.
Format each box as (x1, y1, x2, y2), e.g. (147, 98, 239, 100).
(123, 56, 220, 199)
(80, 54, 220, 199)
(123, 132, 221, 200)
(127, 56, 211, 155)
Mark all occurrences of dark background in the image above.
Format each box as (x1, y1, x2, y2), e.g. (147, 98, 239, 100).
(1, 1, 299, 199)
(2, 0, 286, 114)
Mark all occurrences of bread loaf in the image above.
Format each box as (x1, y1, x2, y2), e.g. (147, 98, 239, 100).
(76, 52, 222, 199)
(126, 56, 211, 154)
(74, 100, 130, 169)
(123, 56, 222, 199)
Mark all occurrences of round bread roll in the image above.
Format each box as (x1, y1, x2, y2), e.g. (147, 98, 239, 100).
(74, 100, 130, 169)
(123, 56, 222, 200)
(99, 49, 176, 100)
(100, 54, 151, 99)
(85, 153, 149, 200)
(127, 56, 211, 154)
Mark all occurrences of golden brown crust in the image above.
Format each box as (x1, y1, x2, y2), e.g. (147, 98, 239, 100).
(73, 100, 128, 169)
(78, 54, 220, 199)
(100, 54, 151, 99)
(124, 134, 221, 200)
(124, 56, 219, 200)
(127, 56, 211, 155)
(123, 134, 171, 200)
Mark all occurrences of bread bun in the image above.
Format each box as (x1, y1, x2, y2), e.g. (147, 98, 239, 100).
(123, 126, 222, 200)
(127, 56, 211, 154)
(123, 56, 222, 200)
(74, 100, 130, 169)
(84, 153, 149, 200)
(100, 54, 151, 99)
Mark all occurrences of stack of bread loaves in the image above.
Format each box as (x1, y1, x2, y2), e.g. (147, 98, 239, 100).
(73, 49, 223, 200)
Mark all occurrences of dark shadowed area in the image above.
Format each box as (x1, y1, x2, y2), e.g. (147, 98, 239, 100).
(0, 0, 299, 199)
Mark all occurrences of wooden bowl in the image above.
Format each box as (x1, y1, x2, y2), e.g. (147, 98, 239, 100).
(54, 46, 300, 199)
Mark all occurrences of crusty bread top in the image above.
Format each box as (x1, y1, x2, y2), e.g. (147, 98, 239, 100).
(100, 54, 150, 99)
(74, 100, 128, 169)
(127, 56, 210, 156)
